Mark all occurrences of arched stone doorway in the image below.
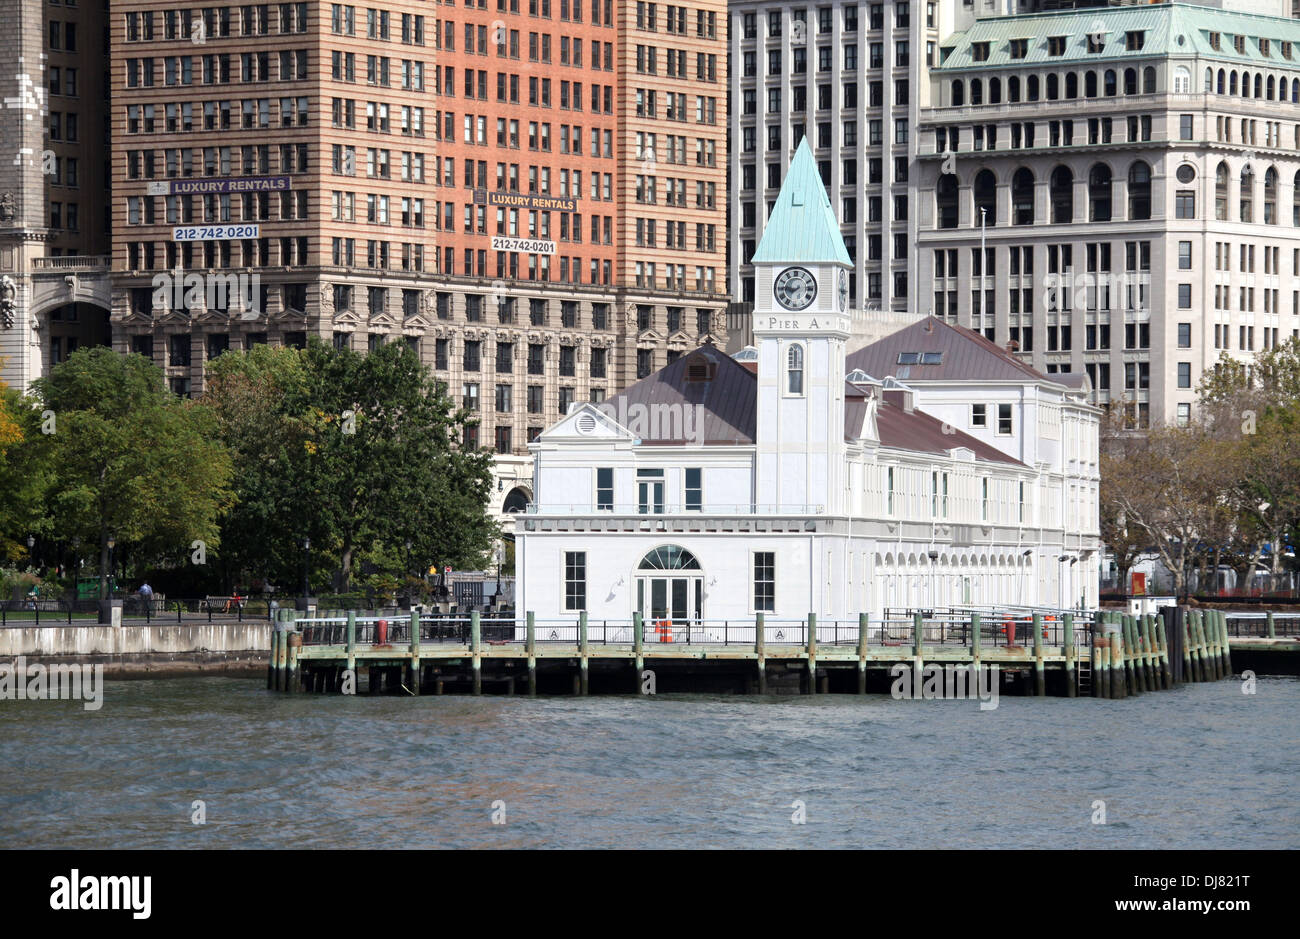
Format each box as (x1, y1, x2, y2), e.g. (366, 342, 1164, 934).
(501, 485, 531, 514)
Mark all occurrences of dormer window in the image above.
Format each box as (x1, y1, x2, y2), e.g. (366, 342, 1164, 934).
(1208, 32, 1221, 51)
(972, 41, 990, 62)
(1009, 38, 1028, 60)
(1234, 35, 1246, 54)
(1048, 36, 1066, 56)
(787, 344, 804, 395)
(1086, 33, 1105, 54)
(1258, 38, 1270, 57)
(1125, 31, 1145, 51)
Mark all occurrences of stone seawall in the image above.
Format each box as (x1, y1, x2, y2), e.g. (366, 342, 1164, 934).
(0, 624, 271, 679)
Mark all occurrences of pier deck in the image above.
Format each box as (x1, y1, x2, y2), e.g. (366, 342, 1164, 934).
(268, 607, 1238, 698)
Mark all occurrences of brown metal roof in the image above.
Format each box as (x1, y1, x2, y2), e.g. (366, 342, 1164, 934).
(846, 316, 1049, 383)
(873, 399, 1026, 467)
(602, 344, 756, 445)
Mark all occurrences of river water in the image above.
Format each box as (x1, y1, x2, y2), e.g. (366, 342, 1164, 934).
(1, 676, 1296, 849)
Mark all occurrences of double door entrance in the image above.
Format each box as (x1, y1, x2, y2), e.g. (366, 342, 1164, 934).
(636, 575, 702, 641)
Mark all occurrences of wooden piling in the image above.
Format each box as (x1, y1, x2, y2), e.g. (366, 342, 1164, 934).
(1199, 612, 1217, 681)
(470, 611, 482, 695)
(527, 610, 537, 696)
(1182, 617, 1195, 682)
(1094, 634, 1109, 699)
(286, 631, 301, 692)
(266, 626, 279, 690)
(856, 613, 868, 695)
(1063, 613, 1076, 698)
(633, 609, 644, 693)
(1190, 613, 1206, 682)
(409, 609, 421, 695)
(912, 611, 924, 695)
(1152, 615, 1172, 689)
(755, 612, 767, 694)
(1032, 613, 1045, 697)
(1137, 614, 1153, 692)
(579, 611, 589, 695)
(1111, 627, 1127, 698)
(806, 612, 818, 695)
(1219, 610, 1233, 676)
(970, 612, 982, 696)
(345, 610, 357, 677)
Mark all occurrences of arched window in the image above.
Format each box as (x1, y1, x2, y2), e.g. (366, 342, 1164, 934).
(1128, 162, 1151, 220)
(1230, 71, 1239, 95)
(502, 487, 531, 513)
(1293, 170, 1300, 226)
(1204, 67, 1212, 92)
(1050, 166, 1074, 223)
(1123, 68, 1137, 95)
(1027, 74, 1040, 101)
(1216, 162, 1230, 221)
(936, 174, 959, 229)
(1265, 167, 1278, 224)
(970, 78, 983, 105)
(1242, 71, 1252, 97)
(989, 77, 1002, 104)
(638, 546, 702, 570)
(1267, 75, 1276, 100)
(1255, 74, 1262, 97)
(973, 169, 996, 224)
(1239, 166, 1254, 223)
(1088, 164, 1112, 222)
(1085, 71, 1097, 98)
(1143, 67, 1156, 94)
(1047, 73, 1059, 99)
(1104, 69, 1117, 96)
(951, 79, 964, 106)
(1293, 80, 1299, 104)
(786, 344, 804, 395)
(1012, 168, 1035, 225)
(1008, 75, 1021, 102)
(1065, 72, 1078, 99)
(1217, 69, 1225, 94)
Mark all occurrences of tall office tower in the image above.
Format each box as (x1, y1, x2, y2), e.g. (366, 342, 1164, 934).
(729, 1, 948, 332)
(90, 0, 728, 517)
(916, 3, 1300, 428)
(0, 0, 110, 388)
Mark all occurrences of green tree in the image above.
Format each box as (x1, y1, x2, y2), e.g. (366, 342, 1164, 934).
(287, 340, 496, 592)
(33, 348, 234, 600)
(0, 377, 54, 561)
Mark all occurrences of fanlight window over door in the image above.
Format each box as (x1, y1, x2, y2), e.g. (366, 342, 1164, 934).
(638, 546, 702, 571)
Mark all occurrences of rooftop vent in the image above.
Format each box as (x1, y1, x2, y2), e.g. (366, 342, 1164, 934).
(685, 357, 716, 382)
(576, 412, 598, 434)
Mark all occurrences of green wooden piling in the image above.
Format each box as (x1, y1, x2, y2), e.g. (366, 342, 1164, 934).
(286, 631, 301, 692)
(912, 611, 924, 687)
(527, 611, 537, 696)
(1111, 626, 1127, 698)
(857, 612, 868, 695)
(470, 611, 482, 695)
(1200, 612, 1218, 681)
(409, 609, 421, 695)
(1032, 613, 1045, 697)
(1123, 616, 1140, 694)
(1151, 615, 1170, 689)
(755, 612, 767, 694)
(1063, 613, 1076, 698)
(971, 612, 982, 694)
(1189, 613, 1205, 682)
(579, 611, 589, 695)
(1094, 634, 1109, 699)
(1181, 616, 1194, 682)
(1220, 610, 1233, 676)
(345, 610, 356, 677)
(1136, 614, 1152, 692)
(266, 626, 279, 690)
(806, 613, 817, 695)
(1266, 610, 1276, 639)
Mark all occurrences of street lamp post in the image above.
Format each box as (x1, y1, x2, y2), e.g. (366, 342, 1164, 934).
(301, 536, 311, 597)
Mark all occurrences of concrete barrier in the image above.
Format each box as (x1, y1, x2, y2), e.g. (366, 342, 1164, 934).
(0, 624, 272, 679)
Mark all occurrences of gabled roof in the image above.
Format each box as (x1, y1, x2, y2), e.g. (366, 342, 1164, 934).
(874, 401, 1025, 467)
(935, 4, 1300, 72)
(846, 316, 1048, 384)
(598, 344, 756, 445)
(751, 138, 852, 267)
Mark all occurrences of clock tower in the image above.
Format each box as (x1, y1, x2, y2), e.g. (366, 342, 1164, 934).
(750, 138, 854, 515)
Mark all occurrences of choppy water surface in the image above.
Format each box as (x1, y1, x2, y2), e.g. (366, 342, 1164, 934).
(1, 677, 1296, 849)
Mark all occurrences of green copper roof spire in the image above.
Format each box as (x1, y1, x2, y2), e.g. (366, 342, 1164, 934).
(751, 137, 852, 266)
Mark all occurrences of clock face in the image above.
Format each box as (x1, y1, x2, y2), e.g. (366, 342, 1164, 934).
(774, 267, 817, 311)
(838, 270, 849, 311)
